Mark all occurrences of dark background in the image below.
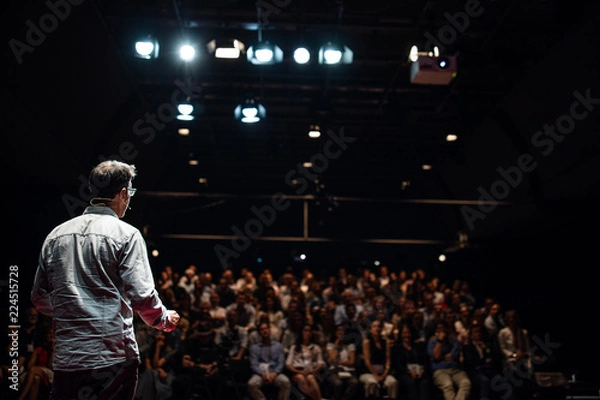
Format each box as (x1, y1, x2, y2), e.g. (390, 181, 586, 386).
(2, 0, 599, 383)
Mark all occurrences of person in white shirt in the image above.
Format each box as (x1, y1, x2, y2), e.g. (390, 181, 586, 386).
(285, 323, 326, 400)
(178, 266, 199, 305)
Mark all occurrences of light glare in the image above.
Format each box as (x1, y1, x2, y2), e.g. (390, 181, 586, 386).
(135, 41, 154, 57)
(179, 44, 195, 61)
(177, 103, 194, 115)
(255, 48, 274, 63)
(242, 107, 258, 118)
(294, 47, 310, 64)
(324, 49, 342, 64)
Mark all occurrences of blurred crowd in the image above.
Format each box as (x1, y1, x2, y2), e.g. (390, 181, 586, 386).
(4, 264, 551, 400)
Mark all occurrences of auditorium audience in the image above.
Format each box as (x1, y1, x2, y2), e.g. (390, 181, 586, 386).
(23, 261, 549, 400)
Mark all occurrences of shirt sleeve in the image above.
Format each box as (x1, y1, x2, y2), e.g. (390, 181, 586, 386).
(120, 231, 169, 330)
(315, 346, 325, 367)
(285, 346, 294, 367)
(31, 249, 53, 317)
(249, 344, 261, 374)
(273, 343, 285, 373)
(239, 327, 249, 349)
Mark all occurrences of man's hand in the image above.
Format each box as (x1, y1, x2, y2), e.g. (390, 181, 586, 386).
(266, 372, 277, 383)
(163, 310, 180, 332)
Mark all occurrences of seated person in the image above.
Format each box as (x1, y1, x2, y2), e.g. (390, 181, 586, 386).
(427, 320, 471, 400)
(285, 323, 326, 400)
(391, 323, 430, 400)
(247, 322, 291, 400)
(18, 330, 54, 400)
(359, 320, 398, 400)
(214, 308, 250, 380)
(324, 323, 359, 400)
(172, 321, 224, 400)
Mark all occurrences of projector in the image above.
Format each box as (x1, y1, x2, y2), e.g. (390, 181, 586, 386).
(410, 55, 457, 85)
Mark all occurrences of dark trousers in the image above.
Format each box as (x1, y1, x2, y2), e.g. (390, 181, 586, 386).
(397, 372, 431, 400)
(53, 360, 140, 400)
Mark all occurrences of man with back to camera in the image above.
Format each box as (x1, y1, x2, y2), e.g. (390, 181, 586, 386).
(31, 160, 180, 400)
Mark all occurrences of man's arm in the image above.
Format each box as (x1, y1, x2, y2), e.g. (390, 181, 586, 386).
(121, 231, 179, 331)
(272, 343, 285, 373)
(31, 251, 53, 317)
(249, 343, 261, 375)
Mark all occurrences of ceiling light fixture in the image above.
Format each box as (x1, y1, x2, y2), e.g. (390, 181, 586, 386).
(134, 35, 159, 59)
(308, 125, 321, 138)
(234, 97, 266, 123)
(178, 43, 196, 62)
(318, 41, 353, 65)
(318, 4, 353, 65)
(188, 153, 199, 165)
(207, 38, 245, 59)
(247, 40, 283, 65)
(247, 6, 283, 65)
(176, 99, 203, 121)
(293, 46, 311, 64)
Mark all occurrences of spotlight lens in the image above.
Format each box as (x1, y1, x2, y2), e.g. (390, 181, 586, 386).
(215, 48, 240, 59)
(177, 104, 194, 115)
(242, 107, 258, 118)
(135, 41, 155, 57)
(179, 45, 196, 61)
(438, 57, 449, 69)
(323, 49, 342, 64)
(293, 47, 310, 64)
(255, 48, 274, 63)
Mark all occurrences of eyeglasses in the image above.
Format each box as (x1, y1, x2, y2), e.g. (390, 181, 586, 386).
(127, 188, 137, 197)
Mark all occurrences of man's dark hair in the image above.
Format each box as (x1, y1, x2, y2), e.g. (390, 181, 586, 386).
(88, 160, 137, 198)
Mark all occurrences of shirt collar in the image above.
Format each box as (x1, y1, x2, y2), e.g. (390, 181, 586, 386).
(83, 205, 119, 218)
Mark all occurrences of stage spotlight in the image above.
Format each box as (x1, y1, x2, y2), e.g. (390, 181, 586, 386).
(207, 38, 245, 59)
(308, 125, 321, 138)
(247, 41, 283, 65)
(179, 44, 196, 61)
(234, 98, 266, 123)
(176, 100, 203, 121)
(134, 35, 159, 59)
(293, 46, 311, 64)
(318, 42, 353, 65)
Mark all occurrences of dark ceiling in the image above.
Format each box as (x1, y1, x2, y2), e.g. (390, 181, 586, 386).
(3, 0, 600, 263)
(3, 0, 600, 379)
